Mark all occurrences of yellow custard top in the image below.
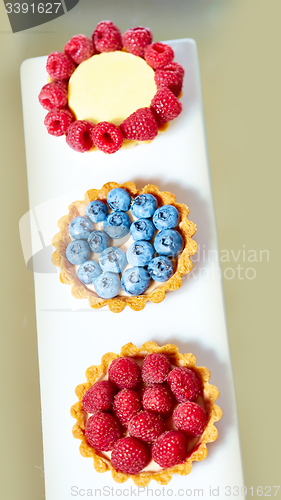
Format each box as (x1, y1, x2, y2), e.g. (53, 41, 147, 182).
(68, 51, 157, 126)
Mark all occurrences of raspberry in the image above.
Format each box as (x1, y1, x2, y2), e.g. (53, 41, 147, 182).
(155, 65, 184, 97)
(120, 108, 158, 141)
(161, 61, 185, 80)
(46, 52, 76, 81)
(152, 430, 188, 468)
(108, 357, 141, 390)
(150, 87, 182, 125)
(82, 380, 117, 413)
(122, 26, 153, 58)
(111, 437, 150, 474)
(64, 34, 95, 65)
(167, 367, 201, 403)
(92, 122, 123, 154)
(142, 384, 173, 417)
(113, 389, 141, 427)
(66, 120, 95, 152)
(128, 411, 164, 443)
(173, 402, 207, 437)
(141, 353, 171, 384)
(44, 109, 74, 136)
(92, 21, 122, 53)
(144, 42, 174, 70)
(85, 412, 122, 451)
(38, 81, 68, 111)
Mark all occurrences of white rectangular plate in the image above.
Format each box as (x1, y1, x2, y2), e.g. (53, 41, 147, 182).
(21, 39, 245, 499)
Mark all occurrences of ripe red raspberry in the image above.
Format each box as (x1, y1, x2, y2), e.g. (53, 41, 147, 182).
(150, 87, 182, 125)
(155, 65, 184, 97)
(92, 21, 122, 53)
(111, 437, 150, 474)
(128, 411, 164, 443)
(120, 108, 158, 141)
(82, 380, 117, 413)
(92, 122, 123, 154)
(145, 42, 174, 70)
(122, 26, 153, 58)
(64, 34, 95, 65)
(113, 389, 141, 427)
(161, 61, 185, 80)
(173, 402, 207, 437)
(141, 353, 171, 384)
(167, 367, 201, 403)
(142, 384, 174, 417)
(85, 412, 122, 451)
(46, 52, 76, 81)
(44, 109, 74, 136)
(152, 430, 188, 468)
(108, 357, 141, 390)
(38, 81, 68, 111)
(66, 120, 95, 152)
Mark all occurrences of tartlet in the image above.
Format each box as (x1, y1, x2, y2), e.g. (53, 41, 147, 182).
(38, 21, 184, 154)
(51, 182, 197, 313)
(71, 341, 223, 486)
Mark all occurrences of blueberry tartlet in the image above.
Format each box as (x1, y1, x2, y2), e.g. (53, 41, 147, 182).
(71, 341, 222, 486)
(38, 21, 184, 154)
(51, 182, 197, 313)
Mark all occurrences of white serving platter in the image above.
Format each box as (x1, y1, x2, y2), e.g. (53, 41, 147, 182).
(21, 39, 245, 499)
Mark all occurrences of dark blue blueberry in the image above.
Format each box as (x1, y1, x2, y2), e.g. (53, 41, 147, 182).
(94, 272, 121, 299)
(103, 211, 131, 239)
(66, 240, 91, 265)
(126, 241, 155, 267)
(147, 256, 174, 282)
(86, 200, 108, 223)
(99, 246, 127, 273)
(121, 267, 151, 295)
(77, 260, 102, 285)
(69, 216, 94, 240)
(153, 205, 180, 230)
(107, 188, 131, 212)
(130, 218, 156, 241)
(88, 230, 111, 253)
(131, 194, 158, 219)
(154, 229, 183, 257)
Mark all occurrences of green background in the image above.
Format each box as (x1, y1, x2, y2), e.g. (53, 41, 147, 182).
(0, 0, 280, 498)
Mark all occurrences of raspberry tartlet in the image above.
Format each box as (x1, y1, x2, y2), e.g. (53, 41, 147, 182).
(51, 182, 197, 313)
(38, 21, 184, 154)
(71, 342, 222, 485)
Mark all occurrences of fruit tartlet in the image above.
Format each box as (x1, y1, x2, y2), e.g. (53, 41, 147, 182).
(38, 21, 184, 154)
(71, 342, 222, 486)
(51, 182, 197, 313)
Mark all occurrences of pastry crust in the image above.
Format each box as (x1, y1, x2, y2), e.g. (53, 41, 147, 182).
(71, 341, 223, 486)
(52, 182, 197, 313)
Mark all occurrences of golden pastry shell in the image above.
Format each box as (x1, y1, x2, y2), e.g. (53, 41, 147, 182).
(52, 182, 197, 313)
(71, 341, 223, 486)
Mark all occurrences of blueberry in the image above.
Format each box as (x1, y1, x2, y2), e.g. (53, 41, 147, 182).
(154, 229, 183, 257)
(147, 256, 174, 282)
(103, 211, 131, 239)
(99, 247, 127, 273)
(107, 188, 131, 212)
(121, 267, 151, 295)
(94, 272, 121, 299)
(66, 240, 91, 265)
(69, 216, 94, 240)
(130, 218, 156, 241)
(153, 205, 180, 230)
(88, 230, 111, 253)
(126, 241, 155, 267)
(131, 194, 158, 219)
(86, 200, 108, 223)
(77, 260, 102, 285)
